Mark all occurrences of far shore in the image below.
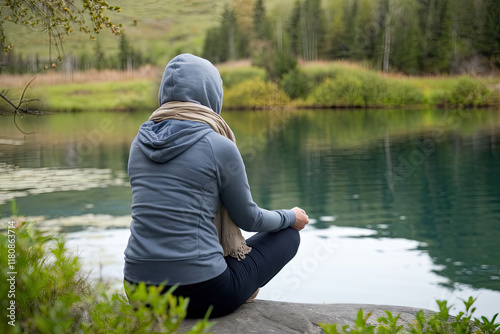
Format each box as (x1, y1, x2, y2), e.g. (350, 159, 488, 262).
(1, 62, 499, 112)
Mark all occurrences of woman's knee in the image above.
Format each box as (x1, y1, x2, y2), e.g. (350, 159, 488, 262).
(273, 227, 300, 262)
(285, 227, 300, 255)
(276, 227, 301, 254)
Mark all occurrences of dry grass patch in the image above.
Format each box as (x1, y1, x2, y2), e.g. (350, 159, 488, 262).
(0, 66, 161, 88)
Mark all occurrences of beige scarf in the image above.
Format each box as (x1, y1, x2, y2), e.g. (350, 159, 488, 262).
(149, 101, 252, 260)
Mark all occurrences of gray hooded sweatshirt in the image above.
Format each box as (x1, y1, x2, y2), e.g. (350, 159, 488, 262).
(124, 54, 296, 285)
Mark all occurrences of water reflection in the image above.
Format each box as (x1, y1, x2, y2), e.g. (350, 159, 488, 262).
(1, 109, 499, 315)
(254, 227, 500, 318)
(0, 165, 127, 205)
(236, 110, 500, 295)
(65, 225, 500, 318)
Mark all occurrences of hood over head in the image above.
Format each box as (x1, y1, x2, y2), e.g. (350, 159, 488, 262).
(135, 119, 212, 163)
(158, 53, 223, 115)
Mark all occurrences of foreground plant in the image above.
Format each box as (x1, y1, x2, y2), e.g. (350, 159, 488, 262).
(320, 297, 499, 334)
(80, 282, 212, 334)
(0, 221, 212, 333)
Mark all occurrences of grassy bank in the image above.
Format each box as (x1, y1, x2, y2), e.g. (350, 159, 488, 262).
(1, 61, 499, 112)
(283, 61, 499, 109)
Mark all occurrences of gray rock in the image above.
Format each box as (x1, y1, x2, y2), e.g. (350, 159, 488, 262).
(178, 299, 429, 333)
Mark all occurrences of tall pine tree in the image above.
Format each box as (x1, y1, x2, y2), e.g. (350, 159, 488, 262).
(253, 0, 271, 40)
(286, 0, 324, 60)
(339, 0, 359, 59)
(478, 0, 500, 67)
(387, 0, 422, 74)
(288, 0, 302, 58)
(417, 0, 453, 73)
(202, 5, 249, 63)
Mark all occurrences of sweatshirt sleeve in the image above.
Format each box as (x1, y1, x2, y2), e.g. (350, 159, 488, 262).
(208, 134, 296, 232)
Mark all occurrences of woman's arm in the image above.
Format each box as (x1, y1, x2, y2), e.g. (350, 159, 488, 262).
(210, 135, 308, 232)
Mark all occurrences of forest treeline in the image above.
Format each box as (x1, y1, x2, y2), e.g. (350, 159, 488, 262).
(2, 0, 499, 77)
(203, 0, 500, 76)
(0, 33, 150, 75)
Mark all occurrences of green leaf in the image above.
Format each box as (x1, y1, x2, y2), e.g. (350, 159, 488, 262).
(319, 323, 342, 334)
(10, 198, 19, 217)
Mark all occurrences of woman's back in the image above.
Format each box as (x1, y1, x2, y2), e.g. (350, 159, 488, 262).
(123, 54, 308, 318)
(125, 119, 230, 285)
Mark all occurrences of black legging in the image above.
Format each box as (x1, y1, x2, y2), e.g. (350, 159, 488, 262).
(127, 227, 300, 319)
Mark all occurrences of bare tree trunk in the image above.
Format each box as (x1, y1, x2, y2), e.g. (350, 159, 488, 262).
(64, 55, 73, 83)
(127, 55, 132, 79)
(312, 27, 317, 61)
(383, 15, 391, 73)
(301, 12, 308, 60)
(229, 28, 236, 60)
(276, 18, 283, 53)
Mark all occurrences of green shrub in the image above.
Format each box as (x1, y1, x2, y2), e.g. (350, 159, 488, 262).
(293, 62, 490, 108)
(358, 72, 387, 107)
(81, 282, 212, 334)
(429, 89, 450, 108)
(223, 78, 290, 109)
(303, 65, 408, 107)
(280, 67, 310, 100)
(219, 66, 268, 89)
(428, 76, 491, 108)
(281, 63, 356, 102)
(382, 80, 425, 106)
(301, 63, 343, 87)
(0, 219, 212, 333)
(308, 75, 365, 107)
(1, 222, 89, 333)
(304, 64, 425, 108)
(449, 76, 491, 107)
(269, 51, 299, 80)
(319, 297, 499, 334)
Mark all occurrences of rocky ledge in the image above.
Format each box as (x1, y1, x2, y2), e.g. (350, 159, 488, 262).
(178, 299, 430, 333)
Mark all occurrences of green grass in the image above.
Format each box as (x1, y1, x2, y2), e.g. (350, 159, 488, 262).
(29, 79, 157, 112)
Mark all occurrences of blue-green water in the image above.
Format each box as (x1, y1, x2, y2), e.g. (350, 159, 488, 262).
(1, 109, 499, 316)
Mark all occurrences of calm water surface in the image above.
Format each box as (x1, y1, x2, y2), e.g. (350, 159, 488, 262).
(1, 109, 499, 317)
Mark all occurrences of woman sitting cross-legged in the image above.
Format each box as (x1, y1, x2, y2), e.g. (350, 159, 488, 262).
(123, 53, 309, 319)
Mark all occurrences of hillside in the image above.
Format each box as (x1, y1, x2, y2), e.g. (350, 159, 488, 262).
(3, 0, 499, 77)
(3, 0, 296, 66)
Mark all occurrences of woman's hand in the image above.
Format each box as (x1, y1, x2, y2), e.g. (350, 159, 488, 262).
(291, 207, 309, 231)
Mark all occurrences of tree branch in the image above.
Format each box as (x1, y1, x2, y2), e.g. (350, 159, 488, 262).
(13, 111, 36, 135)
(1, 76, 45, 134)
(0, 92, 18, 110)
(16, 75, 37, 115)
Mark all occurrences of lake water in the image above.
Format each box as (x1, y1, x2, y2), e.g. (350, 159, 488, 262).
(1, 109, 499, 318)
